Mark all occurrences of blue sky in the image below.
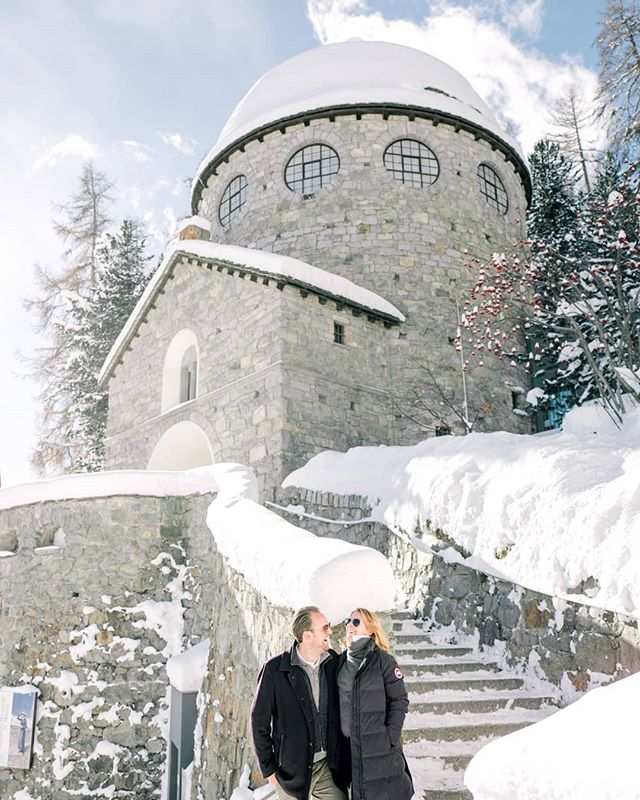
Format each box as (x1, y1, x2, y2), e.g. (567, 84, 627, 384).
(0, 0, 605, 486)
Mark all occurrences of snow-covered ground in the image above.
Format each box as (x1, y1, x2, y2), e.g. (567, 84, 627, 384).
(464, 670, 640, 800)
(284, 401, 640, 619)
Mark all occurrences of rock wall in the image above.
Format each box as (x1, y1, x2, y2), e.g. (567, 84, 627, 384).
(277, 487, 640, 694)
(0, 493, 215, 799)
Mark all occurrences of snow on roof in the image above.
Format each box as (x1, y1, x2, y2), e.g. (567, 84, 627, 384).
(98, 239, 405, 385)
(283, 401, 640, 620)
(166, 638, 210, 693)
(464, 670, 640, 800)
(194, 40, 521, 192)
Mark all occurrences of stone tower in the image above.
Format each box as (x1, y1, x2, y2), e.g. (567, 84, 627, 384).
(101, 41, 530, 496)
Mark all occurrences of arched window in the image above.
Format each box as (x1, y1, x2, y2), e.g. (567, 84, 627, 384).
(180, 346, 197, 403)
(161, 330, 199, 412)
(285, 144, 340, 194)
(219, 175, 248, 227)
(383, 139, 439, 187)
(477, 163, 508, 214)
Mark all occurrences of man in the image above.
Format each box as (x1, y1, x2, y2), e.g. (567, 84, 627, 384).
(250, 606, 349, 800)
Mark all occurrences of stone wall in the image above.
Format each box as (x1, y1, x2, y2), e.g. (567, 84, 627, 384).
(277, 487, 640, 694)
(198, 112, 531, 439)
(0, 492, 215, 799)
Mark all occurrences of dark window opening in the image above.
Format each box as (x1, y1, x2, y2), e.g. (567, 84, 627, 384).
(333, 322, 345, 344)
(383, 139, 439, 187)
(180, 346, 197, 403)
(477, 164, 508, 214)
(285, 144, 340, 194)
(219, 175, 248, 227)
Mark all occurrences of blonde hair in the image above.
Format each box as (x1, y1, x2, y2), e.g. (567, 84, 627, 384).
(357, 608, 391, 652)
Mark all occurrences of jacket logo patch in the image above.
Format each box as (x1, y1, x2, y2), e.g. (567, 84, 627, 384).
(394, 667, 403, 680)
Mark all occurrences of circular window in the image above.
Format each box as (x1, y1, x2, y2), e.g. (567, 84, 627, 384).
(219, 175, 248, 227)
(284, 144, 340, 194)
(477, 164, 508, 214)
(383, 139, 439, 187)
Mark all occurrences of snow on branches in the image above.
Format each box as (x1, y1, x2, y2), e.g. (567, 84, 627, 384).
(458, 161, 640, 425)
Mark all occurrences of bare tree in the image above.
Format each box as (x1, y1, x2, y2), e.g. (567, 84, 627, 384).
(24, 163, 113, 475)
(549, 86, 598, 190)
(596, 0, 640, 155)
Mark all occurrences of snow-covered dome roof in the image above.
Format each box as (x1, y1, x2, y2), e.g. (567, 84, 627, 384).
(193, 40, 524, 204)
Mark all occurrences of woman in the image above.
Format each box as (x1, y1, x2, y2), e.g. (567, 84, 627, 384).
(336, 608, 414, 800)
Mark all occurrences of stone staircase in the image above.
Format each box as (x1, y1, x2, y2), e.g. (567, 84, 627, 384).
(393, 612, 560, 800)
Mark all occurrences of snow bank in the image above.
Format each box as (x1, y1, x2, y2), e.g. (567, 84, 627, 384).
(0, 462, 256, 511)
(284, 402, 640, 618)
(99, 239, 404, 384)
(464, 671, 640, 800)
(207, 495, 396, 625)
(166, 639, 210, 693)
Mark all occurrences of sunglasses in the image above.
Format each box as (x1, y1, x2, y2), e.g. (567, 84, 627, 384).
(345, 618, 361, 627)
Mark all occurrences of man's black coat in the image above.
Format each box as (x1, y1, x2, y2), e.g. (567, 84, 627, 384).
(251, 645, 349, 800)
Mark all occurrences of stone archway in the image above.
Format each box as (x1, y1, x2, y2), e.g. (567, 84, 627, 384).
(147, 421, 213, 471)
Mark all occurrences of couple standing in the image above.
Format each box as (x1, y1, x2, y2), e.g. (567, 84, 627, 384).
(250, 605, 414, 800)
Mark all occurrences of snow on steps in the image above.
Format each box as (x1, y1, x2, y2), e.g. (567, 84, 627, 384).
(393, 613, 559, 800)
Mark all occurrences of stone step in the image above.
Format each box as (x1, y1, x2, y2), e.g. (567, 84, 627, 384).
(403, 718, 537, 742)
(405, 672, 524, 693)
(400, 658, 500, 676)
(396, 645, 475, 658)
(422, 788, 472, 799)
(408, 692, 557, 715)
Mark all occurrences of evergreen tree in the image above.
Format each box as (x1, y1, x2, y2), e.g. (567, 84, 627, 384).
(65, 219, 153, 471)
(459, 160, 640, 425)
(25, 163, 113, 475)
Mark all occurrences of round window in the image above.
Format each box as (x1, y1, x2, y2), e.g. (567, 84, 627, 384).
(477, 164, 508, 214)
(219, 175, 248, 227)
(383, 139, 439, 187)
(284, 144, 340, 194)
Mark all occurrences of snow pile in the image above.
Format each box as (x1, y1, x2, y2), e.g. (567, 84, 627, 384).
(284, 401, 640, 618)
(166, 639, 210, 693)
(207, 495, 396, 625)
(464, 671, 640, 800)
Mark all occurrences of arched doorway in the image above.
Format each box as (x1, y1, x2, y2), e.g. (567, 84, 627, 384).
(147, 421, 213, 471)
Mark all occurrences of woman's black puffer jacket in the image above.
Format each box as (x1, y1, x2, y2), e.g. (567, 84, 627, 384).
(338, 643, 414, 800)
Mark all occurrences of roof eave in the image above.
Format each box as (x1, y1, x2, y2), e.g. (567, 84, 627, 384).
(191, 102, 531, 212)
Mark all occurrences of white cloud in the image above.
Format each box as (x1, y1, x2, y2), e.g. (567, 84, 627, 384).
(31, 134, 97, 171)
(120, 140, 152, 162)
(159, 132, 198, 155)
(305, 0, 605, 156)
(498, 0, 544, 37)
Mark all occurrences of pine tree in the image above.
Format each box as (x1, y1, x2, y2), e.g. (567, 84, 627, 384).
(67, 219, 153, 471)
(459, 159, 640, 425)
(25, 163, 113, 475)
(596, 0, 640, 157)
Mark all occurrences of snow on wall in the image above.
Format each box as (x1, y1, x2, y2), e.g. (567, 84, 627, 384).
(284, 401, 640, 619)
(98, 239, 405, 385)
(464, 670, 640, 800)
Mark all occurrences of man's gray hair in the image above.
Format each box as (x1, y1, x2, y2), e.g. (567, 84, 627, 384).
(292, 606, 320, 643)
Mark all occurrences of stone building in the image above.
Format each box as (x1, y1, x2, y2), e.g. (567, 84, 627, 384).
(99, 40, 531, 497)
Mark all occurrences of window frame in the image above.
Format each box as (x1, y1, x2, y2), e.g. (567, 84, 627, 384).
(284, 143, 340, 195)
(477, 163, 508, 214)
(383, 138, 440, 188)
(218, 174, 248, 228)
